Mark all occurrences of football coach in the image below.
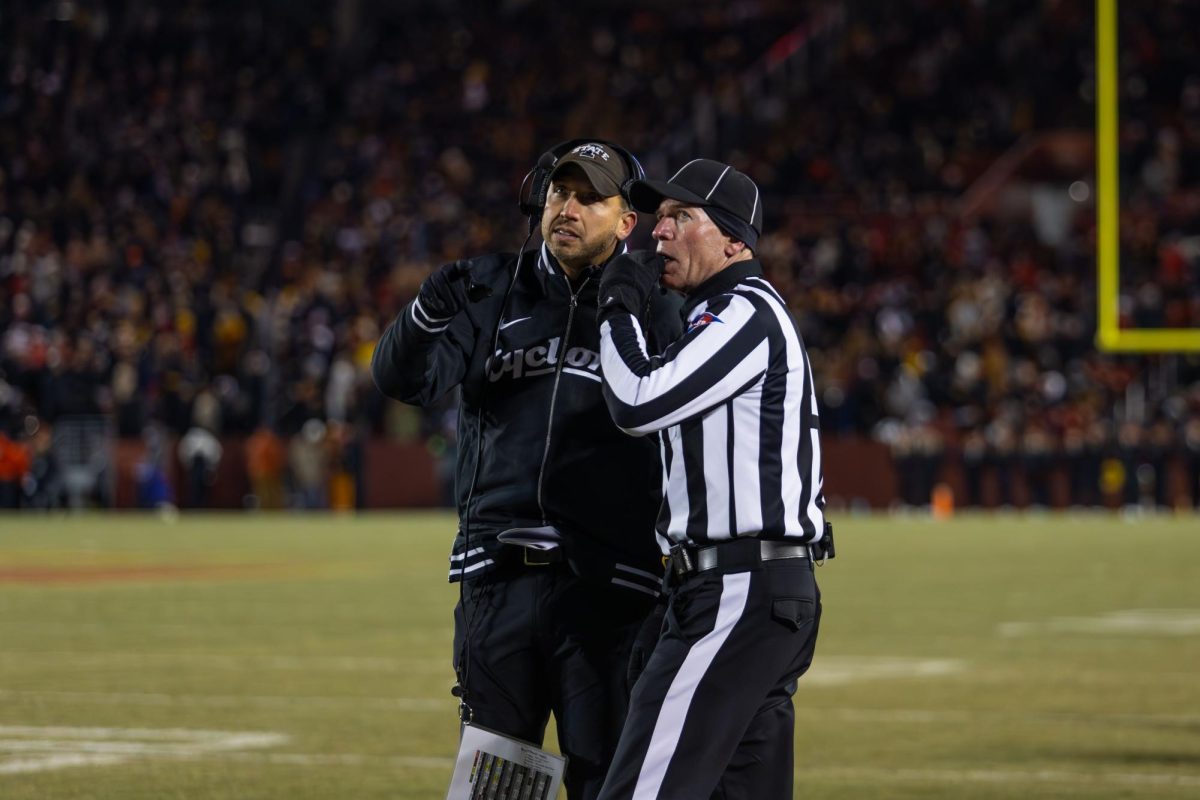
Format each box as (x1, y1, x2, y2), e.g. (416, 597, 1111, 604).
(371, 140, 681, 797)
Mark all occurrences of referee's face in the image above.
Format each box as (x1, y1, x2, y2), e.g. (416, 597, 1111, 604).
(541, 168, 637, 278)
(652, 200, 731, 293)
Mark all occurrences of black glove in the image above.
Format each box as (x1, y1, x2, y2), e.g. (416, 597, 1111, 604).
(416, 260, 475, 321)
(599, 251, 663, 319)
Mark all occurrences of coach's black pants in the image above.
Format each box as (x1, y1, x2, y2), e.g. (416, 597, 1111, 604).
(597, 559, 821, 800)
(453, 562, 657, 799)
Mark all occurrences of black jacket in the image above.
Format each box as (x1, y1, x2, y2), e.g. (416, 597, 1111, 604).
(372, 243, 683, 591)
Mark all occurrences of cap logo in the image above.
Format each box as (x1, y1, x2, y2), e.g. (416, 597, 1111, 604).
(570, 143, 610, 162)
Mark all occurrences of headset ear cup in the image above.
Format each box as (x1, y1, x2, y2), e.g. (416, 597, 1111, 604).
(624, 151, 646, 184)
(518, 168, 537, 217)
(517, 168, 550, 224)
(518, 149, 562, 217)
(532, 168, 552, 213)
(619, 150, 644, 207)
(518, 140, 642, 216)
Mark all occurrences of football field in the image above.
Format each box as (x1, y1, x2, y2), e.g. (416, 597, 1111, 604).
(1, 512, 1198, 799)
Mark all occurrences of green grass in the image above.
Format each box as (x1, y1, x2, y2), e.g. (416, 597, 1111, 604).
(1, 512, 1199, 799)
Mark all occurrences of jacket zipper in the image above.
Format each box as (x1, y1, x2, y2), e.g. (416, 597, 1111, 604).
(536, 275, 589, 522)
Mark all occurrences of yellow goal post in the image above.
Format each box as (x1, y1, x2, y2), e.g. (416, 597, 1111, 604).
(1095, 0, 1200, 352)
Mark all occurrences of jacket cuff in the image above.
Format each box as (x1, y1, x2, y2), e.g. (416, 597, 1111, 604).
(409, 297, 453, 335)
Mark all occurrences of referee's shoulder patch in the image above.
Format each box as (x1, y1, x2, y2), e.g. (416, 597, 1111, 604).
(687, 310, 724, 333)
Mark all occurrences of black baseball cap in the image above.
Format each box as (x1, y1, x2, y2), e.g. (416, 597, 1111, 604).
(628, 159, 763, 250)
(549, 142, 632, 197)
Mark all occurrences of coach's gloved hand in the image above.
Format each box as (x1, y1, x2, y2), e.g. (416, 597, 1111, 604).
(599, 251, 663, 319)
(415, 260, 475, 322)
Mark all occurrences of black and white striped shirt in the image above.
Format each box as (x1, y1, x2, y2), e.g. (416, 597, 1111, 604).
(599, 259, 825, 550)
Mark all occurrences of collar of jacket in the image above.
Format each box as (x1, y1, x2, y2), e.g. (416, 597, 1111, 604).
(531, 242, 629, 296)
(681, 258, 764, 318)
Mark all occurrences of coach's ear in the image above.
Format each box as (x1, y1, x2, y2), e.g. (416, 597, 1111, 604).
(615, 207, 638, 241)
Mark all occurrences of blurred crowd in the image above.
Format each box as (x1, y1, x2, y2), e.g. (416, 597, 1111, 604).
(1, 0, 1198, 510)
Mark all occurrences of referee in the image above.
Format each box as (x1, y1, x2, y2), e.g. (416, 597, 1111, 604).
(594, 159, 831, 799)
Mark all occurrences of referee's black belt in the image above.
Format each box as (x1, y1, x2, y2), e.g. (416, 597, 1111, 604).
(665, 537, 810, 582)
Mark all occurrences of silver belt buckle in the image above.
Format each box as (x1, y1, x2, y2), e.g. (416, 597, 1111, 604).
(759, 540, 812, 562)
(523, 548, 552, 566)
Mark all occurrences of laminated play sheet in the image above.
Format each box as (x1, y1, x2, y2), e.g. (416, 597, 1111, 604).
(446, 723, 566, 800)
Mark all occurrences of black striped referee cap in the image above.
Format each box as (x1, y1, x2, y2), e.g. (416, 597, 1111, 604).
(628, 159, 763, 249)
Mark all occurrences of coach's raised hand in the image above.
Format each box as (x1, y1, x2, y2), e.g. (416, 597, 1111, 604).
(411, 260, 475, 330)
(599, 250, 664, 319)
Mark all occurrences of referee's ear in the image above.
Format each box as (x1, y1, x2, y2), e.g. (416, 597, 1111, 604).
(723, 238, 750, 258)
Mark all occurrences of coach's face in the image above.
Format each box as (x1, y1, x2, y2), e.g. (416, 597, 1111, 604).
(651, 200, 736, 293)
(541, 166, 637, 278)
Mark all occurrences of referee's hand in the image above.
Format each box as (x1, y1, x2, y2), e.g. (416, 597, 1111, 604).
(599, 251, 663, 318)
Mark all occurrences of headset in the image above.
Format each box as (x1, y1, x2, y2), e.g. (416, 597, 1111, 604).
(458, 138, 644, 300)
(464, 138, 646, 368)
(453, 139, 645, 724)
(518, 137, 646, 225)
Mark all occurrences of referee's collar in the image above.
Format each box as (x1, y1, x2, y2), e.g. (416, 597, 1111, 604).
(682, 258, 764, 317)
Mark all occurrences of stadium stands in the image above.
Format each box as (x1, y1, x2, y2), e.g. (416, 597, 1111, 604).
(1, 1, 1197, 510)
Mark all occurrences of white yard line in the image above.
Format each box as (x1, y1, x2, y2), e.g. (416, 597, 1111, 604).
(0, 690, 450, 711)
(999, 608, 1200, 637)
(0, 725, 281, 743)
(805, 766, 1200, 790)
(801, 657, 966, 685)
(3, 726, 1197, 788)
(6, 692, 1196, 727)
(221, 752, 455, 769)
(0, 725, 288, 775)
(0, 754, 128, 775)
(0, 651, 445, 672)
(794, 707, 1200, 726)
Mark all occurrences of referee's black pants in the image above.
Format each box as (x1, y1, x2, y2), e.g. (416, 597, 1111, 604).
(453, 561, 657, 799)
(597, 559, 821, 800)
